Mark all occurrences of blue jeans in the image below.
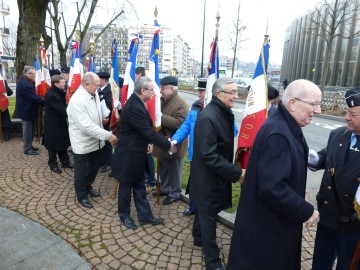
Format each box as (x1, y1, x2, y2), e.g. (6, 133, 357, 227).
(21, 120, 35, 152)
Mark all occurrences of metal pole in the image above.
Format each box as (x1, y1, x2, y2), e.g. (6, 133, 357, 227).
(200, 0, 206, 77)
(49, 1, 54, 69)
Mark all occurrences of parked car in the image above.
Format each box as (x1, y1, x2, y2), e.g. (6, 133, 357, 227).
(234, 77, 252, 91)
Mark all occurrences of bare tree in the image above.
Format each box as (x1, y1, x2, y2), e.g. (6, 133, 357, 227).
(307, 0, 360, 92)
(2, 20, 17, 56)
(227, 0, 247, 78)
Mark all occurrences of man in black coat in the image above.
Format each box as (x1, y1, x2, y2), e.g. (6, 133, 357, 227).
(189, 77, 243, 270)
(112, 76, 177, 230)
(309, 88, 360, 269)
(16, 66, 45, 155)
(228, 79, 321, 270)
(43, 75, 73, 174)
(97, 71, 113, 173)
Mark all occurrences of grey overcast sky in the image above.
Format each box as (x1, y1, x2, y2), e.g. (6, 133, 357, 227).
(7, 0, 320, 65)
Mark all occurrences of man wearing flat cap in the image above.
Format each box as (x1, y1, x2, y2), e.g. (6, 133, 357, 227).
(97, 71, 113, 174)
(308, 88, 360, 269)
(267, 84, 280, 117)
(154, 76, 189, 205)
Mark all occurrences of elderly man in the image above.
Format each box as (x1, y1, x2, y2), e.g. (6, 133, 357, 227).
(67, 72, 118, 209)
(112, 76, 177, 230)
(309, 88, 360, 270)
(190, 77, 243, 270)
(153, 76, 189, 205)
(16, 66, 45, 155)
(228, 79, 322, 270)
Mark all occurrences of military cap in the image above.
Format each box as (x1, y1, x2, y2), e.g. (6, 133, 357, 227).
(49, 69, 61, 77)
(196, 78, 207, 90)
(345, 88, 360, 107)
(61, 67, 70, 74)
(268, 84, 279, 100)
(160, 76, 178, 86)
(97, 72, 110, 79)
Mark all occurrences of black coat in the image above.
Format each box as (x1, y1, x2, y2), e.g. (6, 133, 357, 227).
(112, 94, 170, 184)
(312, 126, 360, 232)
(189, 96, 242, 214)
(228, 102, 314, 270)
(1, 81, 13, 128)
(16, 75, 44, 121)
(43, 86, 70, 151)
(98, 83, 112, 131)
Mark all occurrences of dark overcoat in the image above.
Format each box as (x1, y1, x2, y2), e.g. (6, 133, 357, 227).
(112, 94, 170, 184)
(189, 96, 242, 214)
(43, 85, 70, 151)
(98, 83, 112, 131)
(1, 81, 13, 128)
(16, 75, 44, 121)
(311, 126, 360, 232)
(227, 102, 314, 270)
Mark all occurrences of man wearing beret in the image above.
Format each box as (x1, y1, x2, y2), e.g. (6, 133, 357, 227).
(154, 76, 189, 205)
(267, 84, 279, 117)
(97, 71, 113, 173)
(309, 88, 360, 269)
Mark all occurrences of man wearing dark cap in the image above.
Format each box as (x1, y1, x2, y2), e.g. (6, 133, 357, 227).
(61, 67, 70, 92)
(171, 78, 206, 215)
(97, 71, 113, 173)
(308, 88, 360, 269)
(267, 84, 280, 117)
(153, 76, 189, 205)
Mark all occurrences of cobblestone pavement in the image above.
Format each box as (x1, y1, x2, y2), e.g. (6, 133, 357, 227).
(0, 138, 317, 269)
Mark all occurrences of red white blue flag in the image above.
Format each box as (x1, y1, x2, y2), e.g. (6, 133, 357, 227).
(120, 33, 140, 107)
(205, 37, 219, 106)
(34, 56, 50, 97)
(87, 55, 95, 72)
(109, 37, 120, 127)
(237, 35, 270, 168)
(146, 21, 162, 129)
(66, 39, 83, 102)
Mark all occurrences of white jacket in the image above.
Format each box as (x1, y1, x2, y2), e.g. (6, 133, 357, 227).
(67, 86, 112, 154)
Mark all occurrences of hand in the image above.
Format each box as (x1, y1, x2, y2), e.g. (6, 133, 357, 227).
(308, 149, 319, 166)
(147, 144, 153, 154)
(108, 134, 118, 146)
(169, 141, 177, 154)
(113, 100, 121, 110)
(239, 169, 246, 185)
(305, 209, 320, 228)
(102, 117, 109, 125)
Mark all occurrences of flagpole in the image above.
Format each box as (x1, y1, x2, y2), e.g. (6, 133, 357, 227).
(200, 0, 206, 77)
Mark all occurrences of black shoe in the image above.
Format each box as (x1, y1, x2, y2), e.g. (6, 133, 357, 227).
(183, 209, 195, 216)
(88, 188, 100, 197)
(121, 216, 137, 230)
(194, 240, 202, 247)
(152, 190, 168, 197)
(78, 198, 93, 208)
(24, 149, 39, 155)
(163, 196, 180, 205)
(62, 163, 74, 169)
(100, 166, 111, 173)
(50, 166, 62, 174)
(31, 146, 39, 151)
(139, 217, 164, 225)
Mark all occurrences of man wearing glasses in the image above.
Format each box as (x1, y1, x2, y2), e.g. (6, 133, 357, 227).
(309, 88, 360, 269)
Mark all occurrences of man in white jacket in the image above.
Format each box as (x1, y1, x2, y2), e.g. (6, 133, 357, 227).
(67, 72, 118, 209)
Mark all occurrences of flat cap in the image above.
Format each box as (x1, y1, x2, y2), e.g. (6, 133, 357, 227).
(268, 84, 279, 100)
(97, 71, 110, 79)
(61, 67, 70, 74)
(196, 78, 207, 90)
(160, 76, 178, 86)
(345, 88, 360, 107)
(49, 69, 61, 77)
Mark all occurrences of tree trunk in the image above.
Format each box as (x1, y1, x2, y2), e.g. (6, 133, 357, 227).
(320, 41, 332, 93)
(16, 0, 48, 79)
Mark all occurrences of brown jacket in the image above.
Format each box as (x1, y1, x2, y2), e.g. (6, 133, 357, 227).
(155, 90, 189, 159)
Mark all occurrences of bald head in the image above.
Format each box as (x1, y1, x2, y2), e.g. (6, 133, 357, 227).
(82, 72, 100, 95)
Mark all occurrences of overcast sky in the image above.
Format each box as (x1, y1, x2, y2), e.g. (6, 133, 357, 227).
(7, 0, 321, 65)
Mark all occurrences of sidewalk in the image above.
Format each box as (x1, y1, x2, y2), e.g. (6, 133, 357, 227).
(0, 138, 316, 269)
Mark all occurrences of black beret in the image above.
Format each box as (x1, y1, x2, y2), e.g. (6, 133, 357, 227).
(49, 69, 61, 77)
(160, 76, 178, 86)
(345, 88, 360, 107)
(61, 67, 70, 73)
(196, 78, 207, 90)
(97, 72, 110, 79)
(268, 84, 279, 100)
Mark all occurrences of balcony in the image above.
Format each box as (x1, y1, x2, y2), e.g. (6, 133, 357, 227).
(0, 27, 10, 37)
(0, 3, 10, 16)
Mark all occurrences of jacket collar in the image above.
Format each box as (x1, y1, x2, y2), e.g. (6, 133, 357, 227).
(278, 101, 303, 139)
(211, 95, 233, 115)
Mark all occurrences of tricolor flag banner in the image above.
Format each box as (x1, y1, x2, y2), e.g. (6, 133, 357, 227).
(38, 44, 51, 96)
(146, 20, 162, 130)
(0, 72, 6, 94)
(236, 34, 270, 169)
(120, 33, 141, 108)
(109, 37, 120, 129)
(34, 57, 44, 96)
(204, 37, 219, 106)
(87, 55, 95, 72)
(66, 39, 83, 103)
(0, 72, 8, 112)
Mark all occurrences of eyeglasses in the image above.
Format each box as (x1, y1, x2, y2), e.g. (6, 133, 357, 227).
(145, 88, 154, 92)
(345, 110, 359, 117)
(221, 90, 238, 96)
(294, 97, 321, 109)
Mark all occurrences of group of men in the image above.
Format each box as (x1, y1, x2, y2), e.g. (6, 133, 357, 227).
(13, 64, 360, 269)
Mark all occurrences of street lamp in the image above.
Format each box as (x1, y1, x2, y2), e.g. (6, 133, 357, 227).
(47, 53, 50, 68)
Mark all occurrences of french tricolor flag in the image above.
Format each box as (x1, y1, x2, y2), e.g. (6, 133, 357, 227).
(237, 35, 270, 168)
(204, 37, 219, 106)
(33, 57, 50, 97)
(109, 37, 120, 128)
(66, 40, 83, 103)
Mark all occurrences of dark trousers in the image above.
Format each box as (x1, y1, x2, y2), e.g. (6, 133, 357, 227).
(101, 140, 112, 167)
(73, 149, 102, 200)
(21, 120, 35, 151)
(118, 179, 153, 221)
(192, 208, 222, 269)
(312, 224, 360, 270)
(145, 153, 156, 187)
(48, 149, 70, 168)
